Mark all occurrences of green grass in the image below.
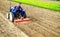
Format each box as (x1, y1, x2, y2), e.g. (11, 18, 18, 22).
(10, 0, 60, 12)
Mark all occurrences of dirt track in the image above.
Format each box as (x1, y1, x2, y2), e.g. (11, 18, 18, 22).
(0, 0, 60, 37)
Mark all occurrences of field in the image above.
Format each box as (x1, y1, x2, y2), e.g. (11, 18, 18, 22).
(0, 0, 60, 37)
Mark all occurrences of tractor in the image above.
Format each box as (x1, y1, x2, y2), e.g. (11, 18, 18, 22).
(6, 4, 30, 24)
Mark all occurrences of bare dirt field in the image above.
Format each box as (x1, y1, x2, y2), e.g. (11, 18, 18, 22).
(0, 0, 60, 37)
(0, 12, 28, 37)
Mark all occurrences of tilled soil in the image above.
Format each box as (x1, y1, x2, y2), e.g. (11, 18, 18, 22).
(0, 12, 28, 37)
(0, 0, 60, 37)
(16, 4, 60, 37)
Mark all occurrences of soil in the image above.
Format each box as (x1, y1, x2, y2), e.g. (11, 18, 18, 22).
(0, 0, 60, 37)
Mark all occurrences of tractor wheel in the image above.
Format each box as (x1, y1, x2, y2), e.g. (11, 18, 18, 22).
(6, 13, 9, 19)
(6, 12, 14, 22)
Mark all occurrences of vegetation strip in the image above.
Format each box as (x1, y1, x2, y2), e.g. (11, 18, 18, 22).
(10, 0, 60, 12)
